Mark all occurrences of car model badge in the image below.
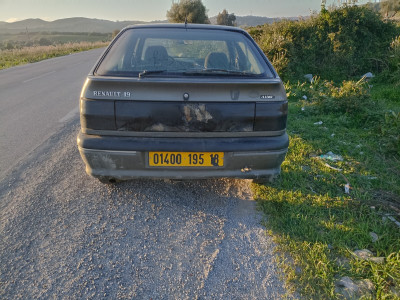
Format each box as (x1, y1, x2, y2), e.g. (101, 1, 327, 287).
(260, 95, 275, 99)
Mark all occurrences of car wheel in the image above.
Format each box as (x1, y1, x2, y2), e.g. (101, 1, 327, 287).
(97, 176, 120, 184)
(252, 175, 277, 184)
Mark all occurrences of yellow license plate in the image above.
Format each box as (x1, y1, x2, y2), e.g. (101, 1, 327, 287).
(149, 152, 224, 167)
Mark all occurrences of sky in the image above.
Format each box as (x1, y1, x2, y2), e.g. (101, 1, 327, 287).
(0, 0, 373, 23)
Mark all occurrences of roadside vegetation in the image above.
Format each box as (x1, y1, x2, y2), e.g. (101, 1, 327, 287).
(0, 31, 111, 49)
(0, 32, 110, 70)
(249, 4, 400, 299)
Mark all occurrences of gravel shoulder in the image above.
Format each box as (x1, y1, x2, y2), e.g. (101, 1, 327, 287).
(0, 121, 287, 299)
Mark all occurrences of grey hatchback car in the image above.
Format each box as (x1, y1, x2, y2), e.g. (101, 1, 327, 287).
(77, 24, 288, 183)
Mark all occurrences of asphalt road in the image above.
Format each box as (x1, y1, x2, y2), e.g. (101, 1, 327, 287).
(0, 50, 288, 299)
(0, 48, 104, 179)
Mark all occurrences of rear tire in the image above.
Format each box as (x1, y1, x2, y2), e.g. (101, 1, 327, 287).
(97, 176, 119, 184)
(252, 175, 277, 184)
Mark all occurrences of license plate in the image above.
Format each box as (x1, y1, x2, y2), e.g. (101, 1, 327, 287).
(149, 152, 224, 167)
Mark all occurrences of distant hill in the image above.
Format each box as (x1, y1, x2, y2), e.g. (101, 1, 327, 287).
(0, 17, 167, 34)
(0, 16, 298, 34)
(235, 16, 281, 27)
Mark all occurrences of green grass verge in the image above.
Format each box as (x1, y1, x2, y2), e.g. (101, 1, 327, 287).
(253, 81, 400, 299)
(0, 41, 109, 70)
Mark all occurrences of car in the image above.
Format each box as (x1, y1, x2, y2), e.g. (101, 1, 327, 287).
(77, 23, 288, 183)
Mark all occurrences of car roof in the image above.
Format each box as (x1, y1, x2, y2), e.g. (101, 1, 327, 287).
(122, 23, 248, 34)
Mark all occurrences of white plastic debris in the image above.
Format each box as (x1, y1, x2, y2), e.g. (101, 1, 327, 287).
(387, 215, 400, 228)
(369, 232, 379, 243)
(324, 163, 343, 172)
(320, 151, 343, 162)
(362, 72, 374, 80)
(301, 107, 305, 111)
(314, 121, 323, 125)
(345, 183, 350, 194)
(302, 95, 308, 100)
(304, 74, 313, 82)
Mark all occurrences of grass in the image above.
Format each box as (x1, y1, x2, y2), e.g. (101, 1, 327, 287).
(252, 80, 400, 299)
(0, 41, 109, 70)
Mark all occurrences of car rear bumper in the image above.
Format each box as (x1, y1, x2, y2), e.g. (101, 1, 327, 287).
(77, 131, 289, 180)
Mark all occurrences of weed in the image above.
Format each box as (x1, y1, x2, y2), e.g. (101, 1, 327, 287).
(379, 35, 400, 87)
(288, 77, 376, 119)
(379, 110, 400, 155)
(253, 82, 400, 299)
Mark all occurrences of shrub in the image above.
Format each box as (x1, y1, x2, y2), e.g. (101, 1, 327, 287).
(288, 77, 373, 115)
(379, 35, 400, 86)
(314, 79, 372, 115)
(249, 6, 398, 81)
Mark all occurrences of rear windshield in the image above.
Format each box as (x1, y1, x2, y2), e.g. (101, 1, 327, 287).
(95, 27, 274, 78)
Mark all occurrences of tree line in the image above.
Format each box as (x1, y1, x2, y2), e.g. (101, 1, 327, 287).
(166, 0, 400, 25)
(166, 0, 236, 26)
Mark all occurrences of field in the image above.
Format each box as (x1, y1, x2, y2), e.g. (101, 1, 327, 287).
(0, 31, 111, 70)
(0, 31, 111, 48)
(0, 41, 109, 70)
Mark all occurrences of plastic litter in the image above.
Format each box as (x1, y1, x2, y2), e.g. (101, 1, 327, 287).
(362, 72, 374, 80)
(369, 232, 379, 243)
(345, 183, 350, 194)
(302, 95, 308, 100)
(314, 121, 323, 125)
(304, 74, 313, 82)
(320, 151, 343, 162)
(324, 163, 342, 171)
(301, 107, 305, 111)
(386, 215, 400, 228)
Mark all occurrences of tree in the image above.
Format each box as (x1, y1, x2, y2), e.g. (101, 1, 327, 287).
(167, 0, 210, 24)
(216, 9, 236, 26)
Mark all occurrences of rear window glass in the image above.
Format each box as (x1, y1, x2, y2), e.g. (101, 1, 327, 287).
(95, 27, 274, 78)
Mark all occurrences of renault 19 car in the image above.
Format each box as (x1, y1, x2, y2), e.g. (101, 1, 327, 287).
(77, 24, 289, 183)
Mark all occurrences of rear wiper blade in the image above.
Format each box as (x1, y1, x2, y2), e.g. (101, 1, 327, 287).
(183, 68, 254, 76)
(138, 69, 167, 78)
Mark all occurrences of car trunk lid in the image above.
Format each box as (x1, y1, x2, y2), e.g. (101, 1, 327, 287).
(81, 77, 287, 133)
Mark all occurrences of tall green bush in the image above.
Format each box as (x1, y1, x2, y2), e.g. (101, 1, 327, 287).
(249, 6, 398, 81)
(379, 35, 400, 86)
